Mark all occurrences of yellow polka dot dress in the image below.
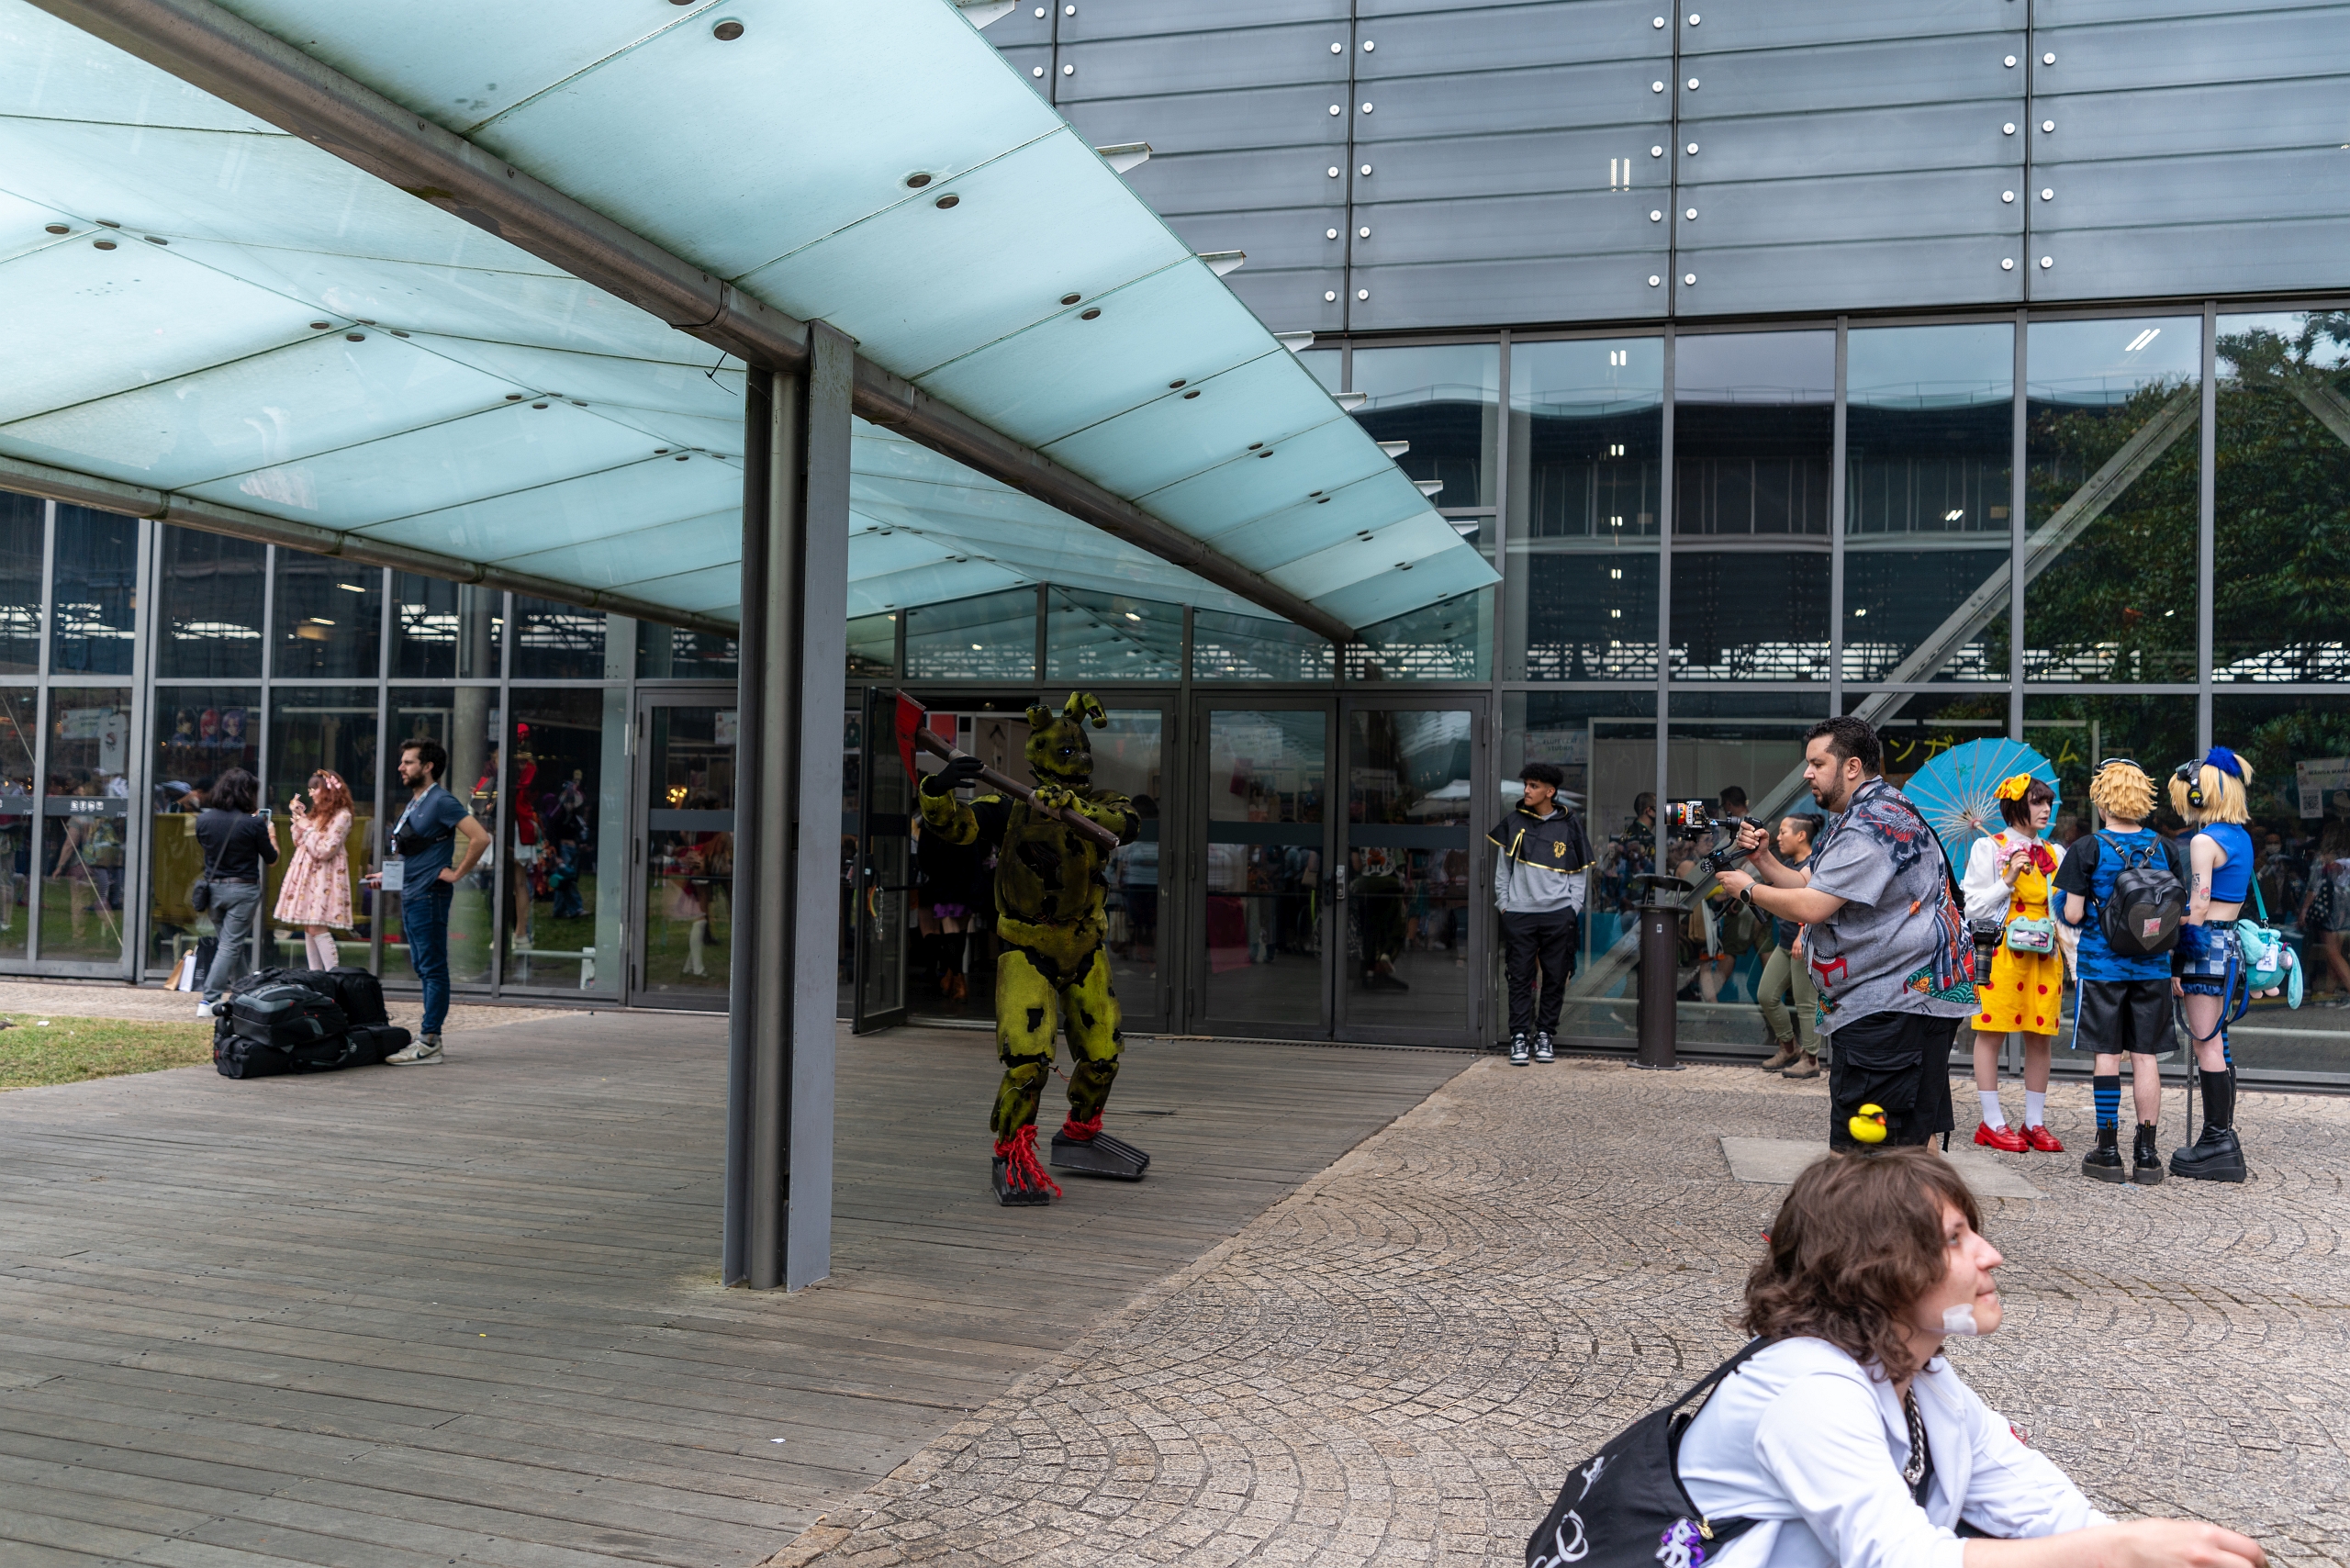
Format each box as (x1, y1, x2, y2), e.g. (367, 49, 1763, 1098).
(1977, 854, 2065, 1036)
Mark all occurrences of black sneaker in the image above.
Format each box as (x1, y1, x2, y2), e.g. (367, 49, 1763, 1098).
(2132, 1123, 2165, 1186)
(2080, 1126, 2126, 1183)
(1533, 1032, 1555, 1064)
(2169, 1125, 2247, 1183)
(1508, 1032, 1530, 1066)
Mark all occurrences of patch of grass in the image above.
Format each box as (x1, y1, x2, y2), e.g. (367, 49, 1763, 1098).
(0, 1014, 215, 1091)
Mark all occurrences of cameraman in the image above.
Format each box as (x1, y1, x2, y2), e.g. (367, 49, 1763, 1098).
(1717, 718, 1977, 1149)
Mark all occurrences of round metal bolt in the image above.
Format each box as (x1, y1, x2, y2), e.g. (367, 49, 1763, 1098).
(1061, 62, 1073, 74)
(2041, 187, 2053, 200)
(2041, 119, 2054, 132)
(1652, 81, 1664, 92)
(1684, 272, 1696, 285)
(2005, 55, 2017, 67)
(1686, 77, 1699, 89)
(42, 224, 68, 234)
(2003, 122, 2016, 134)
(2042, 51, 2054, 64)
(394, 330, 412, 338)
(2002, 190, 2015, 203)
(1327, 166, 1340, 177)
(2039, 255, 2053, 268)
(1080, 307, 1101, 319)
(507, 394, 525, 402)
(655, 447, 668, 453)
(905, 173, 932, 188)
(532, 402, 549, 409)
(676, 454, 689, 461)
(1034, 6, 1044, 13)
(1685, 141, 1698, 154)
(1652, 15, 1665, 26)
(1032, 65, 1044, 76)
(1326, 228, 1338, 240)
(934, 194, 959, 208)
(1650, 209, 1662, 221)
(711, 19, 744, 39)
(1330, 41, 1341, 52)
(1684, 207, 1696, 219)
(1649, 275, 1662, 286)
(1357, 288, 1370, 300)
(1360, 163, 1372, 175)
(1182, 388, 1202, 399)
(309, 320, 330, 330)
(2001, 258, 2015, 270)
(1651, 145, 1663, 156)
(1258, 450, 1274, 458)
(1065, 4, 1074, 12)
(1360, 101, 1372, 112)
(345, 332, 365, 342)
(1329, 104, 1341, 115)
(1361, 39, 1373, 50)
(1168, 379, 1186, 389)
(1325, 290, 1337, 301)
(147, 234, 169, 244)
(1687, 12, 1700, 21)
(92, 240, 116, 250)
(1059, 291, 1080, 305)
(1358, 225, 1370, 238)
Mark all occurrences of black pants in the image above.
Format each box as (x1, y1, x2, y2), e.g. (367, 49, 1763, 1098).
(1501, 908, 1577, 1036)
(1827, 1009, 1960, 1150)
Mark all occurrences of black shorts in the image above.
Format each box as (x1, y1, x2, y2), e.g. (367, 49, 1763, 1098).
(1826, 1009, 1960, 1151)
(2073, 978, 2174, 1056)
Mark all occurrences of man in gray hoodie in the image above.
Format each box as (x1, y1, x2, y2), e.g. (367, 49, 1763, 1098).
(1490, 761, 1595, 1064)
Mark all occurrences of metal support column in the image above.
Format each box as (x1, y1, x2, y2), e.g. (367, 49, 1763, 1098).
(724, 322, 854, 1292)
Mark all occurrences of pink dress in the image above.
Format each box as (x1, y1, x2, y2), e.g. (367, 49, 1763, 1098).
(274, 808, 353, 927)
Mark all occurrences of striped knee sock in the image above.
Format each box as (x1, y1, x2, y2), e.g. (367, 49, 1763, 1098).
(2093, 1074, 2121, 1130)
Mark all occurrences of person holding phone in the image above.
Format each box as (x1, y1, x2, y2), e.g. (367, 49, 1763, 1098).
(195, 767, 278, 1015)
(274, 769, 355, 974)
(364, 738, 488, 1063)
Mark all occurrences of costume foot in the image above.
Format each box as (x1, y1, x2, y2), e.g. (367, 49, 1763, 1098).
(2169, 1125, 2247, 1183)
(2081, 1126, 2126, 1182)
(1049, 1113, 1150, 1181)
(991, 1126, 1062, 1206)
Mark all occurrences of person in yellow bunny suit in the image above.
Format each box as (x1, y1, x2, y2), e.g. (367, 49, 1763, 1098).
(919, 692, 1146, 1204)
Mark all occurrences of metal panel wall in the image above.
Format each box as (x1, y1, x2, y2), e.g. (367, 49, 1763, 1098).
(981, 0, 2350, 330)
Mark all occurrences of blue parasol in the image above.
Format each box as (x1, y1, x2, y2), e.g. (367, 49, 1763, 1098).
(1899, 738, 2061, 866)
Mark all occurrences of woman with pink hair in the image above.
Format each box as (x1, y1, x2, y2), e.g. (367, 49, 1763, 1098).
(274, 770, 354, 971)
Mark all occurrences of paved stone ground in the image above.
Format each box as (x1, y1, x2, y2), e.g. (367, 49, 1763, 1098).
(779, 1058, 2350, 1568)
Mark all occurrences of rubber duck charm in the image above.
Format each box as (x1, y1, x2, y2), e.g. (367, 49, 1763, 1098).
(1847, 1103, 1890, 1144)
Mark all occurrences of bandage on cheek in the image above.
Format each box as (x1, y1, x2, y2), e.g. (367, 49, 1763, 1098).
(1942, 1305, 1982, 1337)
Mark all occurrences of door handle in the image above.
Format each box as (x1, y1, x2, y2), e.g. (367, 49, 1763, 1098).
(1333, 864, 1347, 902)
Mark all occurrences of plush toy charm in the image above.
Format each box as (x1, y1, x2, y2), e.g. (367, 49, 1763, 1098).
(1848, 1103, 1890, 1145)
(915, 691, 1150, 1204)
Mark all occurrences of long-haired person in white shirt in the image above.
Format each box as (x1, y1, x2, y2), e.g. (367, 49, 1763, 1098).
(1679, 1149, 2265, 1568)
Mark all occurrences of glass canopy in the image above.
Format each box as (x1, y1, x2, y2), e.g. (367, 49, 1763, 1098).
(0, 0, 1493, 631)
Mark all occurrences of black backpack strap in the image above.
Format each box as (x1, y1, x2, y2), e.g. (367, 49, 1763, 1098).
(1667, 1336, 1774, 1414)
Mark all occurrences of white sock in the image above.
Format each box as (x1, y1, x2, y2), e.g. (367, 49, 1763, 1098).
(1977, 1091, 2007, 1129)
(2024, 1090, 2047, 1129)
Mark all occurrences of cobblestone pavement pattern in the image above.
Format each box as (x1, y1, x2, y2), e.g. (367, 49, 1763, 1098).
(782, 1059, 2350, 1568)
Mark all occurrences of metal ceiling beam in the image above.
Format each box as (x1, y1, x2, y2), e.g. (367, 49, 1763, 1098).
(0, 453, 736, 638)
(30, 0, 1359, 642)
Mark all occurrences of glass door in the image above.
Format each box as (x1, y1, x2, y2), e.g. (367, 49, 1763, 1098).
(1192, 701, 1332, 1038)
(630, 691, 735, 1009)
(1334, 699, 1485, 1047)
(852, 688, 908, 1033)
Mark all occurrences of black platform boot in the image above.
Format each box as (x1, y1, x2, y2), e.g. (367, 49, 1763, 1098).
(2171, 1068, 2248, 1182)
(2132, 1122, 2165, 1186)
(1048, 1113, 1150, 1181)
(2080, 1125, 2125, 1182)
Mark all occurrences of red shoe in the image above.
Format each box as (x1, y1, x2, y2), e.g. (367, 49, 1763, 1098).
(2021, 1123, 2065, 1153)
(1974, 1122, 2029, 1153)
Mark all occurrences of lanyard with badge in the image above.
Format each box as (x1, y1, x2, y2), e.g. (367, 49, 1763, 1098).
(382, 793, 420, 892)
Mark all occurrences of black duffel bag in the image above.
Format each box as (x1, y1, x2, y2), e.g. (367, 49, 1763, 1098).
(324, 965, 390, 1026)
(1526, 1339, 1765, 1568)
(346, 1024, 412, 1065)
(229, 980, 349, 1049)
(213, 1009, 364, 1078)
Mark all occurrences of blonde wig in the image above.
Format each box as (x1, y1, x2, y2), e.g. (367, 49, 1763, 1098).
(2089, 760, 2156, 824)
(2169, 758, 2254, 825)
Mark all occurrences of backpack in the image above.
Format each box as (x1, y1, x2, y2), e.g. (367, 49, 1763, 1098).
(2095, 832, 2186, 957)
(228, 980, 350, 1049)
(1526, 1339, 1765, 1568)
(212, 1004, 366, 1077)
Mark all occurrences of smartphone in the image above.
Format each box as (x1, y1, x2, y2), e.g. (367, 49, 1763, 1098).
(258, 806, 273, 821)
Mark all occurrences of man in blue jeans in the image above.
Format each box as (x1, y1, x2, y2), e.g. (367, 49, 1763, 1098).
(365, 737, 487, 1064)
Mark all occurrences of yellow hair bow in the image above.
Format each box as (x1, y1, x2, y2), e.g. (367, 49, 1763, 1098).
(1994, 773, 2034, 802)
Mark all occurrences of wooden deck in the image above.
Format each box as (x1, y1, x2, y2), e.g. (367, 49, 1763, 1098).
(0, 1017, 1469, 1567)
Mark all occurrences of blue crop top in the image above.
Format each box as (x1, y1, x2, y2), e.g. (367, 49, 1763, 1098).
(2199, 821, 2254, 905)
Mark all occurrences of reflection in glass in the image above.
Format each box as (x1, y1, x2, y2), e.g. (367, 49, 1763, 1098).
(394, 576, 503, 679)
(1844, 323, 2014, 682)
(156, 526, 265, 678)
(1503, 692, 1660, 1047)
(0, 493, 43, 676)
(903, 588, 1036, 681)
(40, 688, 132, 966)
(1344, 709, 1472, 1031)
(1047, 588, 1181, 683)
(2025, 317, 2200, 682)
(263, 688, 379, 971)
(52, 508, 139, 677)
(145, 688, 261, 974)
(637, 622, 739, 678)
(1297, 347, 1342, 395)
(501, 689, 623, 992)
(2021, 694, 2194, 842)
(1350, 343, 1500, 509)
(1673, 331, 1834, 536)
(640, 705, 736, 1000)
(1192, 610, 1333, 682)
(1347, 589, 1491, 682)
(1203, 709, 1326, 1027)
(388, 687, 495, 986)
(510, 596, 611, 680)
(274, 554, 382, 680)
(0, 691, 37, 960)
(2214, 311, 2350, 681)
(1670, 550, 1830, 679)
(2213, 694, 2350, 1075)
(1507, 338, 1663, 679)
(1098, 711, 1164, 1021)
(846, 613, 896, 678)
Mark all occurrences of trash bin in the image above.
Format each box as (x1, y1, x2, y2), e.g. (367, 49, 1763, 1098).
(1630, 873, 1694, 1071)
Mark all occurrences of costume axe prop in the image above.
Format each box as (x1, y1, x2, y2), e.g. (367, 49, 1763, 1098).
(892, 690, 1122, 851)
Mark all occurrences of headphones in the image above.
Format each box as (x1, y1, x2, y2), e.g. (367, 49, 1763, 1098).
(2174, 760, 2205, 811)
